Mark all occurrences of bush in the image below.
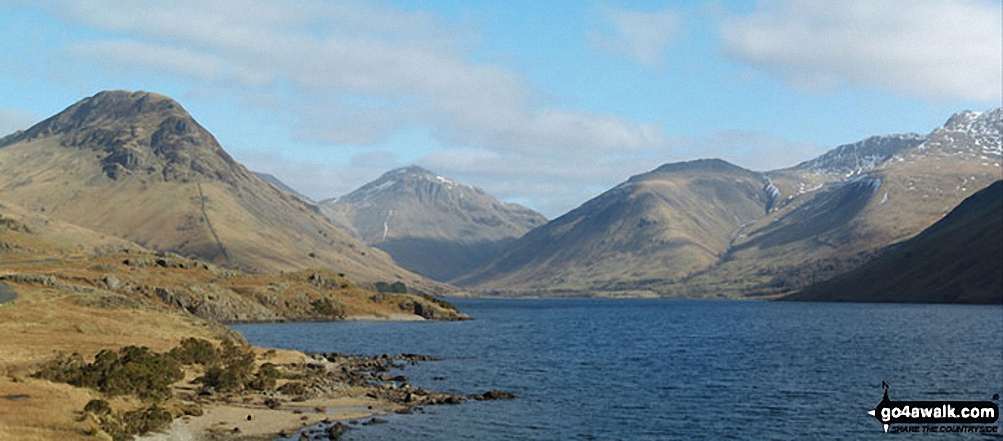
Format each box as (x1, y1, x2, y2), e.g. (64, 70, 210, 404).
(97, 405, 174, 441)
(125, 405, 173, 436)
(35, 346, 183, 401)
(168, 338, 219, 367)
(375, 281, 407, 294)
(247, 362, 279, 391)
(194, 340, 256, 392)
(84, 399, 111, 415)
(310, 297, 345, 318)
(277, 381, 307, 396)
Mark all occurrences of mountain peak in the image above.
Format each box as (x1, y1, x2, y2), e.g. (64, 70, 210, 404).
(385, 165, 436, 177)
(2, 90, 242, 183)
(651, 158, 747, 175)
(940, 108, 1001, 133)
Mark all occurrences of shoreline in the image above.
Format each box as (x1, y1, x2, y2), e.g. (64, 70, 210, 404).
(135, 350, 476, 441)
(138, 398, 389, 441)
(222, 313, 430, 326)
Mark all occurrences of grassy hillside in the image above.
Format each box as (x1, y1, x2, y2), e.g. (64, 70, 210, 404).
(0, 91, 455, 296)
(784, 181, 1002, 304)
(455, 159, 770, 296)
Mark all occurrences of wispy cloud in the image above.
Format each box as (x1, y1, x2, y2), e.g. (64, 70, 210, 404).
(589, 4, 684, 68)
(14, 0, 840, 217)
(46, 0, 664, 154)
(720, 0, 1002, 102)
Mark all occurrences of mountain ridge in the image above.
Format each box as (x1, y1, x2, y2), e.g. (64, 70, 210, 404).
(0, 90, 455, 295)
(784, 181, 1002, 304)
(321, 165, 546, 281)
(457, 108, 1001, 298)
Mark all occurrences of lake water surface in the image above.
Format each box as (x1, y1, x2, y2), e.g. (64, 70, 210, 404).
(233, 299, 1003, 439)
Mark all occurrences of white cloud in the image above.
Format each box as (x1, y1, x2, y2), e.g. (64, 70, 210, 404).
(17, 1, 838, 218)
(43, 0, 662, 154)
(720, 0, 1002, 102)
(420, 131, 826, 217)
(233, 149, 398, 203)
(0, 108, 38, 137)
(589, 4, 684, 68)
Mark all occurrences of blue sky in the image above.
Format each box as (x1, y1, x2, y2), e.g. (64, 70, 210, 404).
(0, 0, 999, 217)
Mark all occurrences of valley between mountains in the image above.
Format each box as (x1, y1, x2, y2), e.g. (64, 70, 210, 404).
(0, 90, 998, 440)
(2, 90, 998, 308)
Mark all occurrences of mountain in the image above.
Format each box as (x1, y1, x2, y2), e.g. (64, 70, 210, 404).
(458, 109, 1001, 298)
(321, 166, 546, 281)
(254, 171, 312, 202)
(454, 159, 771, 295)
(0, 90, 451, 295)
(784, 181, 1002, 304)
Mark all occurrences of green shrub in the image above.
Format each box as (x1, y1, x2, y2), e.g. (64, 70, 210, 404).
(310, 297, 345, 318)
(83, 399, 111, 415)
(277, 381, 307, 396)
(195, 340, 256, 392)
(35, 346, 183, 401)
(167, 338, 219, 367)
(247, 362, 279, 391)
(375, 281, 407, 294)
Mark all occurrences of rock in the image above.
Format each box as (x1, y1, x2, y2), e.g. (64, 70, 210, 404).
(362, 417, 388, 425)
(326, 422, 348, 439)
(99, 274, 121, 290)
(470, 389, 516, 400)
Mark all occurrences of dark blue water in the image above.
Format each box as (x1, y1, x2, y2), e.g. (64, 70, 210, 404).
(233, 299, 1003, 439)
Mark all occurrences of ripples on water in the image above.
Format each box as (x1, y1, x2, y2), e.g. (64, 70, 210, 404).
(233, 299, 1003, 440)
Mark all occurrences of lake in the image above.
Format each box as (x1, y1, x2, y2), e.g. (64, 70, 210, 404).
(232, 299, 1003, 439)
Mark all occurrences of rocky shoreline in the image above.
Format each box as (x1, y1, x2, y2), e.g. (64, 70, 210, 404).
(142, 349, 513, 441)
(271, 352, 514, 440)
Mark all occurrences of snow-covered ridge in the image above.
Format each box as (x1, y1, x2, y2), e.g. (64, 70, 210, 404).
(929, 108, 1002, 158)
(791, 133, 926, 177)
(340, 165, 476, 204)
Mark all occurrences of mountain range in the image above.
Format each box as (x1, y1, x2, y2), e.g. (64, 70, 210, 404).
(0, 90, 452, 295)
(456, 109, 1002, 298)
(320, 166, 546, 281)
(1, 90, 996, 303)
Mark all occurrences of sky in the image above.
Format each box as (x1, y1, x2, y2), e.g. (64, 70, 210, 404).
(0, 0, 1000, 218)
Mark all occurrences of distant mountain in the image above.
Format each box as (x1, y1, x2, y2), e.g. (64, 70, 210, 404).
(321, 166, 546, 281)
(0, 90, 452, 295)
(454, 159, 772, 295)
(459, 109, 1001, 298)
(254, 172, 312, 202)
(785, 181, 1002, 304)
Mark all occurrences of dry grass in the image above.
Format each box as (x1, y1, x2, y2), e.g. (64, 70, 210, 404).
(0, 284, 221, 440)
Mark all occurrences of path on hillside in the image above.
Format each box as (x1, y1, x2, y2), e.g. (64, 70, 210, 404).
(197, 182, 231, 261)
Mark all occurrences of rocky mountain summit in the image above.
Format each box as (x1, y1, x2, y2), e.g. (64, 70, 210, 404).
(0, 91, 453, 295)
(322, 166, 546, 281)
(1, 91, 240, 183)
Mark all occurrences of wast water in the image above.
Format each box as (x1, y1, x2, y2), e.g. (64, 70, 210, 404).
(233, 298, 1003, 440)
